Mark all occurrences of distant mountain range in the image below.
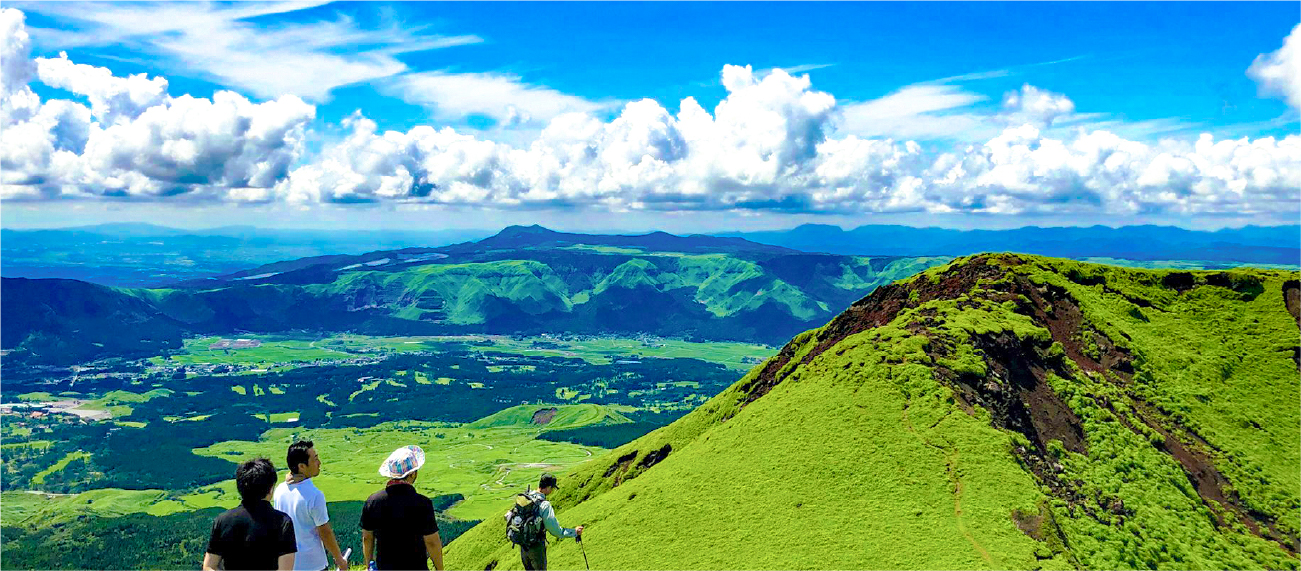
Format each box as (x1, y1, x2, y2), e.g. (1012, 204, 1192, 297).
(0, 224, 493, 287)
(3, 223, 1294, 289)
(1, 226, 948, 366)
(720, 224, 1300, 265)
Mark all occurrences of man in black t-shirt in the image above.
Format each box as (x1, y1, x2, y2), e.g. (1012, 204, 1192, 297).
(204, 457, 297, 571)
(361, 445, 443, 571)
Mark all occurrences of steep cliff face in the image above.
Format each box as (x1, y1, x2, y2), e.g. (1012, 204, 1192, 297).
(445, 254, 1301, 570)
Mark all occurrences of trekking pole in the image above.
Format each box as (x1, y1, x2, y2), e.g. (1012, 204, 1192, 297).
(577, 532, 590, 570)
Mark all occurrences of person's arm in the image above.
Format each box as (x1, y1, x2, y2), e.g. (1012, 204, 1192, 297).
(540, 502, 577, 539)
(424, 532, 444, 571)
(312, 493, 347, 569)
(362, 530, 376, 568)
(360, 499, 376, 567)
(319, 522, 348, 569)
(204, 517, 226, 570)
(277, 513, 298, 571)
(419, 498, 443, 570)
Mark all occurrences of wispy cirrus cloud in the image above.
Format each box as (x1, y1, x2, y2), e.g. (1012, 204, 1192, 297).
(836, 84, 991, 140)
(382, 71, 615, 129)
(834, 54, 1203, 144)
(772, 63, 836, 75)
(14, 1, 481, 101)
(834, 55, 1100, 142)
(930, 55, 1091, 85)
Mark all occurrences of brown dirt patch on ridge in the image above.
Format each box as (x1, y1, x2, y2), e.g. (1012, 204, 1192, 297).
(953, 331, 1087, 455)
(734, 253, 1295, 552)
(984, 271, 1296, 552)
(637, 444, 672, 469)
(737, 256, 1005, 405)
(597, 445, 672, 490)
(604, 450, 637, 478)
(1284, 280, 1300, 329)
(530, 407, 559, 425)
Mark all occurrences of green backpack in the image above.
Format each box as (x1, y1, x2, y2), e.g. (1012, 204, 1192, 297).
(506, 490, 546, 547)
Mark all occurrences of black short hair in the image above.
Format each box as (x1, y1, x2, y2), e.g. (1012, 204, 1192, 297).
(287, 440, 314, 474)
(235, 458, 277, 502)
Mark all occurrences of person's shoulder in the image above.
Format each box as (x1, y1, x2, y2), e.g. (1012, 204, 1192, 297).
(300, 479, 325, 499)
(260, 502, 293, 525)
(364, 487, 389, 503)
(215, 504, 246, 525)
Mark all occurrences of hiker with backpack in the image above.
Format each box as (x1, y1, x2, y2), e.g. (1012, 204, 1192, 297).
(360, 445, 444, 571)
(504, 473, 584, 571)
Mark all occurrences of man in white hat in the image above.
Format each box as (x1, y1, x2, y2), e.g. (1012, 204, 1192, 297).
(360, 445, 444, 571)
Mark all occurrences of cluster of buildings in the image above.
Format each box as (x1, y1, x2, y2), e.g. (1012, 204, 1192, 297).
(0, 399, 112, 423)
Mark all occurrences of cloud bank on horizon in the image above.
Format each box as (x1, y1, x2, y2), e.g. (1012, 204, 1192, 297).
(1, 6, 1298, 222)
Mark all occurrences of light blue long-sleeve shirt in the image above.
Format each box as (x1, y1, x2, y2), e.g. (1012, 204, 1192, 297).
(537, 498, 577, 539)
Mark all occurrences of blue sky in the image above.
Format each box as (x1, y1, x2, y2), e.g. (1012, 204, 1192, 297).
(2, 2, 1298, 232)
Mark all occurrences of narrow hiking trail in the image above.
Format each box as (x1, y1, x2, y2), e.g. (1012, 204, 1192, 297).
(901, 395, 996, 568)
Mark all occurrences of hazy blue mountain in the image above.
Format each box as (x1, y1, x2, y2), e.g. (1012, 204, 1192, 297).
(0, 226, 493, 287)
(719, 224, 1300, 265)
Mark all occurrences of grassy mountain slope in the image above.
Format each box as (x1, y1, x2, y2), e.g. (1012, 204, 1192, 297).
(445, 254, 1300, 570)
(3, 233, 949, 366)
(0, 278, 186, 364)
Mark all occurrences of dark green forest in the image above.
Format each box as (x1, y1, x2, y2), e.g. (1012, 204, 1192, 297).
(2, 351, 732, 493)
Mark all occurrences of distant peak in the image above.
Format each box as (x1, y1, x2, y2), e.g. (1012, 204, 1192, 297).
(496, 224, 557, 235)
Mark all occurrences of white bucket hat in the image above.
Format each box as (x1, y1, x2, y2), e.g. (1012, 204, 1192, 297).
(379, 445, 425, 479)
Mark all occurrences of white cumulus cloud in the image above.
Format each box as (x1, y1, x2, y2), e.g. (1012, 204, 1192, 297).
(36, 52, 169, 122)
(926, 127, 1300, 216)
(1, 9, 315, 201)
(3, 7, 1299, 224)
(1248, 23, 1301, 110)
(1000, 84, 1076, 128)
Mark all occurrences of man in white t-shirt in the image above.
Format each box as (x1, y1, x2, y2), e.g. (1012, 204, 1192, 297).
(274, 440, 349, 571)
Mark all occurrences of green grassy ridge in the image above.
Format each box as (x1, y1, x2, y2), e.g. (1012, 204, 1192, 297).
(444, 254, 1300, 570)
(323, 254, 908, 325)
(446, 317, 1055, 569)
(994, 257, 1301, 549)
(5, 251, 950, 367)
(320, 260, 575, 324)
